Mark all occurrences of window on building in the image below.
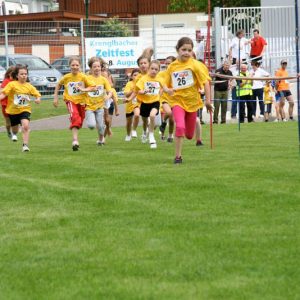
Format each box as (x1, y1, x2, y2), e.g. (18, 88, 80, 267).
(42, 5, 49, 12)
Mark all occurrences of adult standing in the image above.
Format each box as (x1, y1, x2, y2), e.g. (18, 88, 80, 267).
(230, 60, 241, 119)
(250, 29, 267, 63)
(229, 30, 249, 65)
(237, 64, 254, 123)
(275, 59, 294, 121)
(213, 61, 232, 124)
(195, 35, 205, 62)
(250, 61, 270, 118)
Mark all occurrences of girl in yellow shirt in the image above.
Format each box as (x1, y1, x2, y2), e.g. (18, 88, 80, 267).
(123, 68, 140, 141)
(0, 65, 41, 152)
(86, 57, 113, 145)
(164, 37, 213, 163)
(53, 56, 96, 151)
(136, 60, 169, 149)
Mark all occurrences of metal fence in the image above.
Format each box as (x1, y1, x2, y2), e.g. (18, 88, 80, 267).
(0, 16, 211, 98)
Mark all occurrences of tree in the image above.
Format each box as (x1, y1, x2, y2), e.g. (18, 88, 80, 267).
(168, 0, 261, 12)
(96, 17, 132, 38)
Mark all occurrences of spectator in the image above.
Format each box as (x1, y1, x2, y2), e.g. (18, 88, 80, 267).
(229, 30, 249, 65)
(250, 29, 267, 63)
(195, 35, 205, 62)
(250, 61, 270, 118)
(237, 64, 254, 123)
(275, 59, 294, 121)
(213, 61, 232, 124)
(230, 60, 241, 119)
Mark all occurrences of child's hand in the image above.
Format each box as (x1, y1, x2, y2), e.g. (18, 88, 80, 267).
(53, 97, 59, 107)
(115, 108, 119, 116)
(35, 98, 41, 104)
(205, 101, 214, 113)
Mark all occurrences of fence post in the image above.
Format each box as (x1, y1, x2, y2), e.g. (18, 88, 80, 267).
(80, 18, 86, 73)
(152, 15, 156, 59)
(214, 7, 221, 68)
(4, 21, 9, 68)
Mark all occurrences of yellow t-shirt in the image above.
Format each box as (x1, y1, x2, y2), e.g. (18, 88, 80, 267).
(165, 58, 211, 112)
(264, 85, 274, 104)
(158, 70, 174, 106)
(134, 73, 146, 103)
(85, 75, 112, 111)
(124, 81, 139, 114)
(59, 72, 95, 104)
(111, 88, 118, 103)
(3, 81, 41, 115)
(135, 74, 165, 104)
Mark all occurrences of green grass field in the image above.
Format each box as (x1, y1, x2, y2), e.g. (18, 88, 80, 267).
(0, 122, 299, 299)
(30, 98, 67, 120)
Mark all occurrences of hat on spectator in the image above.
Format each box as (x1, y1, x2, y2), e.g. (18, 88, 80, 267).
(281, 59, 287, 64)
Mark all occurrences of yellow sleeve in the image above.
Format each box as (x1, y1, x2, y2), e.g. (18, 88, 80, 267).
(29, 84, 41, 98)
(103, 77, 112, 92)
(84, 74, 96, 87)
(194, 61, 211, 86)
(124, 81, 133, 94)
(2, 81, 13, 95)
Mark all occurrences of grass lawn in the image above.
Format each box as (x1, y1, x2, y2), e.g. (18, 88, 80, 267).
(0, 122, 299, 299)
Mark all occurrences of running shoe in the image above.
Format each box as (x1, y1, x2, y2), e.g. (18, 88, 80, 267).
(131, 130, 137, 138)
(125, 135, 131, 142)
(11, 134, 18, 142)
(72, 141, 80, 151)
(174, 156, 182, 164)
(196, 140, 204, 146)
(167, 137, 174, 143)
(141, 134, 148, 143)
(22, 144, 30, 152)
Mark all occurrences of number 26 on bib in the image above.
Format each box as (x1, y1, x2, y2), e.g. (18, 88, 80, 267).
(172, 70, 194, 89)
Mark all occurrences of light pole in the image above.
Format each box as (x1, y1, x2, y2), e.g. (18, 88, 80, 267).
(83, 0, 90, 36)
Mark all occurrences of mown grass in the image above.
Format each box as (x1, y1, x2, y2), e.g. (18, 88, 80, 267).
(0, 122, 299, 300)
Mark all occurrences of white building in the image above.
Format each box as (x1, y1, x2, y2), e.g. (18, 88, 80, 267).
(0, 0, 58, 15)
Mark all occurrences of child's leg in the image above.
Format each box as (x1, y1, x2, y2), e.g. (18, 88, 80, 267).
(149, 108, 158, 134)
(172, 105, 186, 159)
(132, 106, 140, 131)
(126, 115, 133, 136)
(20, 118, 30, 145)
(184, 111, 197, 140)
(95, 109, 105, 142)
(85, 110, 96, 129)
(142, 117, 148, 134)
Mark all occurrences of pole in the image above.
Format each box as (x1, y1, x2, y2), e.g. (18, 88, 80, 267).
(84, 0, 89, 37)
(237, 37, 241, 131)
(295, 0, 300, 153)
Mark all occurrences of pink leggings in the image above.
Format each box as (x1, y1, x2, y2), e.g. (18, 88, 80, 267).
(172, 105, 197, 139)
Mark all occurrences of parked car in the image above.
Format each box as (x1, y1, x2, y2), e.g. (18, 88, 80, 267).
(0, 54, 62, 96)
(51, 56, 73, 75)
(0, 65, 6, 83)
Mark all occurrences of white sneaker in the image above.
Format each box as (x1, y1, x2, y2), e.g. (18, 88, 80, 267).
(22, 144, 30, 152)
(150, 142, 157, 149)
(131, 130, 137, 138)
(72, 141, 80, 151)
(141, 134, 148, 143)
(125, 135, 131, 142)
(282, 118, 287, 122)
(12, 134, 18, 142)
(259, 114, 264, 118)
(273, 119, 279, 122)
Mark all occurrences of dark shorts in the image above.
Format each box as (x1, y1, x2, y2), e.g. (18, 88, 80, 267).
(140, 101, 160, 118)
(9, 111, 31, 126)
(126, 112, 134, 118)
(276, 90, 292, 100)
(264, 103, 272, 114)
(108, 102, 114, 115)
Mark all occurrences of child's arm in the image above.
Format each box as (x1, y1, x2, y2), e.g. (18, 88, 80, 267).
(0, 92, 6, 101)
(204, 81, 213, 113)
(76, 85, 97, 92)
(53, 83, 61, 107)
(112, 91, 119, 116)
(34, 97, 41, 104)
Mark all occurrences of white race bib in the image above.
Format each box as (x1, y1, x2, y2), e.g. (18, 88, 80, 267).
(132, 97, 137, 104)
(67, 81, 84, 95)
(88, 85, 104, 98)
(144, 81, 160, 95)
(14, 94, 30, 106)
(172, 70, 194, 89)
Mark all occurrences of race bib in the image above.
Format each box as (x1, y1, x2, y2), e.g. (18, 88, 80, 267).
(132, 97, 137, 104)
(144, 81, 160, 95)
(67, 82, 84, 95)
(14, 94, 30, 106)
(88, 85, 104, 97)
(172, 70, 194, 89)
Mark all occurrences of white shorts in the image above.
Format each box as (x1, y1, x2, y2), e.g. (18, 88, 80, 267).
(105, 98, 113, 109)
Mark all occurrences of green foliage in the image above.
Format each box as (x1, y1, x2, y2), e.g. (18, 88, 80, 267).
(96, 17, 131, 38)
(0, 122, 299, 299)
(168, 0, 261, 12)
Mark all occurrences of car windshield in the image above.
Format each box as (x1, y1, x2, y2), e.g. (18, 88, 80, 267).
(14, 57, 50, 70)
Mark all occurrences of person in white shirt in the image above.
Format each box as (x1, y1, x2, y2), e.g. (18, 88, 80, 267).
(195, 35, 205, 62)
(250, 61, 270, 117)
(229, 30, 249, 65)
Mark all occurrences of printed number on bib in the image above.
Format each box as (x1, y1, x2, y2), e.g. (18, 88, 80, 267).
(14, 94, 30, 106)
(172, 70, 194, 89)
(88, 85, 104, 97)
(68, 82, 83, 95)
(145, 82, 160, 95)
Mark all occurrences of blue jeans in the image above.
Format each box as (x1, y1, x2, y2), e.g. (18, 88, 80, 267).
(231, 87, 237, 117)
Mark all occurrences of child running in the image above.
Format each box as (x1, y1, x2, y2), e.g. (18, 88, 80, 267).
(158, 56, 176, 142)
(123, 68, 140, 141)
(0, 64, 41, 152)
(53, 56, 96, 151)
(101, 65, 119, 140)
(164, 37, 213, 163)
(135, 60, 169, 149)
(263, 80, 274, 122)
(0, 66, 16, 140)
(85, 57, 113, 145)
